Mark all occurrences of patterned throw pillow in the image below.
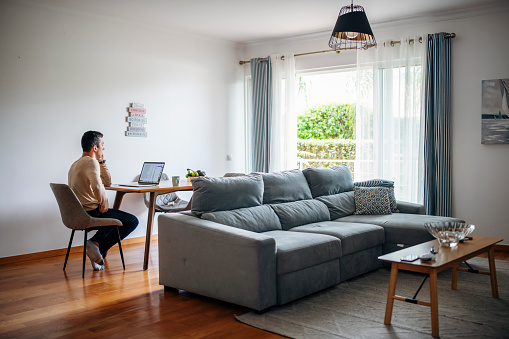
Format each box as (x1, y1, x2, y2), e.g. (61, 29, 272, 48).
(354, 179, 399, 213)
(353, 186, 392, 215)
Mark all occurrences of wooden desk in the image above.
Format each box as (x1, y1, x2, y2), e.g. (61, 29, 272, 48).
(378, 236, 503, 337)
(106, 181, 193, 270)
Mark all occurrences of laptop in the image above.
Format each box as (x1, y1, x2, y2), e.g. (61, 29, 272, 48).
(118, 162, 165, 187)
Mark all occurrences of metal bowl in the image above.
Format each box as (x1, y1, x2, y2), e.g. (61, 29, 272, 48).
(424, 222, 475, 247)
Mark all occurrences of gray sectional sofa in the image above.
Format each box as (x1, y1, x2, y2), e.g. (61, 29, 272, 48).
(158, 166, 464, 311)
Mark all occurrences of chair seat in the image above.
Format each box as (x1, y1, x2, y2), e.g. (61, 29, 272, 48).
(156, 198, 189, 212)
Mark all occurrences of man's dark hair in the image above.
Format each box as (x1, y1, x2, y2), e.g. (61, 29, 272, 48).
(81, 131, 103, 152)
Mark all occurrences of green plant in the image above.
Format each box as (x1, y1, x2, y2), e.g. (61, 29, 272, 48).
(296, 139, 356, 173)
(297, 139, 356, 160)
(297, 103, 355, 140)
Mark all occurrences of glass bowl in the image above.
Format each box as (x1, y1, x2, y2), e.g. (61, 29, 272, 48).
(424, 222, 475, 247)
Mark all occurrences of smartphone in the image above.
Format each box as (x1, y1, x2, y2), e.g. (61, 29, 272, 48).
(400, 254, 419, 262)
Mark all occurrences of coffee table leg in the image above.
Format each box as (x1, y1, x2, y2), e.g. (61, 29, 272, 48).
(384, 263, 399, 325)
(488, 245, 499, 298)
(429, 269, 439, 338)
(451, 265, 458, 290)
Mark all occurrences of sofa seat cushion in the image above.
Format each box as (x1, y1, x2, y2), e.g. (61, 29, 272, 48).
(290, 221, 384, 256)
(334, 214, 465, 246)
(258, 169, 312, 204)
(201, 205, 282, 233)
(270, 199, 330, 230)
(302, 165, 354, 198)
(191, 175, 263, 216)
(262, 230, 341, 275)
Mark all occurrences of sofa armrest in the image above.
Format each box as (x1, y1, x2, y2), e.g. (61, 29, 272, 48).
(158, 213, 277, 311)
(396, 200, 425, 215)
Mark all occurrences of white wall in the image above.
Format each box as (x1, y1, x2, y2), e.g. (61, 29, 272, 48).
(242, 5, 509, 244)
(0, 1, 246, 257)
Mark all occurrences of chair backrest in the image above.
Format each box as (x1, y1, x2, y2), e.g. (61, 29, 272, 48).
(140, 173, 178, 208)
(50, 183, 95, 230)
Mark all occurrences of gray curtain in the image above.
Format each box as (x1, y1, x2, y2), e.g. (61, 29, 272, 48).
(424, 33, 451, 216)
(251, 57, 272, 173)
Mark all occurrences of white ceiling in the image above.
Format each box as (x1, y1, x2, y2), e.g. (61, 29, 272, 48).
(23, 0, 506, 43)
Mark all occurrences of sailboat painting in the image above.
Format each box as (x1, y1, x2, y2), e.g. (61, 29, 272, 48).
(482, 78, 509, 144)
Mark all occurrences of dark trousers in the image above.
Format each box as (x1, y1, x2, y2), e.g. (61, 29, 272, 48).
(86, 208, 139, 256)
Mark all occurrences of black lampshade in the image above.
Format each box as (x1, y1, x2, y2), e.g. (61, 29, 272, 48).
(328, 3, 376, 50)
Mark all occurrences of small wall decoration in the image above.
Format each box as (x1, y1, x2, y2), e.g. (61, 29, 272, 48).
(482, 79, 509, 144)
(126, 102, 147, 137)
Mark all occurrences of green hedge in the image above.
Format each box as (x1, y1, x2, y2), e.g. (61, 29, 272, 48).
(297, 103, 355, 140)
(297, 139, 355, 172)
(296, 103, 356, 172)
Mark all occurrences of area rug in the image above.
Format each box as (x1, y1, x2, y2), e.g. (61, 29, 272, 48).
(236, 257, 509, 338)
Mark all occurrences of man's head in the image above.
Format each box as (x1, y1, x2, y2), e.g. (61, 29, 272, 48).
(81, 131, 103, 152)
(81, 131, 106, 161)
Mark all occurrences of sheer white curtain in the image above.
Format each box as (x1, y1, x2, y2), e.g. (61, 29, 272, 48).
(355, 37, 426, 203)
(269, 53, 297, 172)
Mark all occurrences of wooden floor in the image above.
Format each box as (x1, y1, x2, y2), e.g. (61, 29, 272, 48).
(1, 241, 507, 339)
(0, 240, 281, 338)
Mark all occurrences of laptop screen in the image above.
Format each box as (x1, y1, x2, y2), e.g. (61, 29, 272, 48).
(139, 162, 165, 184)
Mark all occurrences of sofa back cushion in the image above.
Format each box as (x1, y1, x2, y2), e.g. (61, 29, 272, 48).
(270, 199, 330, 230)
(201, 205, 282, 233)
(191, 175, 263, 216)
(258, 169, 312, 204)
(316, 191, 355, 220)
(302, 165, 354, 198)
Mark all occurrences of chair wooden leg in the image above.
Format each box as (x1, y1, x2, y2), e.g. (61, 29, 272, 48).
(116, 227, 125, 270)
(63, 229, 75, 271)
(82, 230, 88, 278)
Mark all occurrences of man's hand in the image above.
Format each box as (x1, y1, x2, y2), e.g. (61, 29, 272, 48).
(99, 204, 108, 214)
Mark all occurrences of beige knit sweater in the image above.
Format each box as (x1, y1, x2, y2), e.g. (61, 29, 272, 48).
(68, 156, 111, 211)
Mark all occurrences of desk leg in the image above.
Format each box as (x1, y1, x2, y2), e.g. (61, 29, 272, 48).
(184, 197, 192, 211)
(429, 269, 439, 338)
(143, 192, 156, 271)
(384, 263, 398, 325)
(113, 191, 127, 210)
(488, 245, 499, 298)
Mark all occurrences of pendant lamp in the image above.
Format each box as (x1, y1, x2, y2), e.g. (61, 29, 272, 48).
(328, 1, 376, 50)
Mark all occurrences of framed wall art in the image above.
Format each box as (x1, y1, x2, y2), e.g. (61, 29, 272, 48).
(482, 78, 509, 144)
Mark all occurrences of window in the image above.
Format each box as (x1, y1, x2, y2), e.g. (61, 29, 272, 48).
(356, 42, 425, 203)
(296, 68, 357, 175)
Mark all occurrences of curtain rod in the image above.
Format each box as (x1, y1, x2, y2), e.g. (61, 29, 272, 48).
(239, 33, 456, 65)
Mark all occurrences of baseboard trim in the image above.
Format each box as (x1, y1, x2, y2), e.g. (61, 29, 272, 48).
(0, 235, 155, 266)
(495, 244, 509, 252)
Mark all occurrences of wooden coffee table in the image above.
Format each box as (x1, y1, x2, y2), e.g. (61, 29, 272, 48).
(378, 236, 503, 338)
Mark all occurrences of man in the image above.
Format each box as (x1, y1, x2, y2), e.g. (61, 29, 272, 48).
(68, 131, 138, 270)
